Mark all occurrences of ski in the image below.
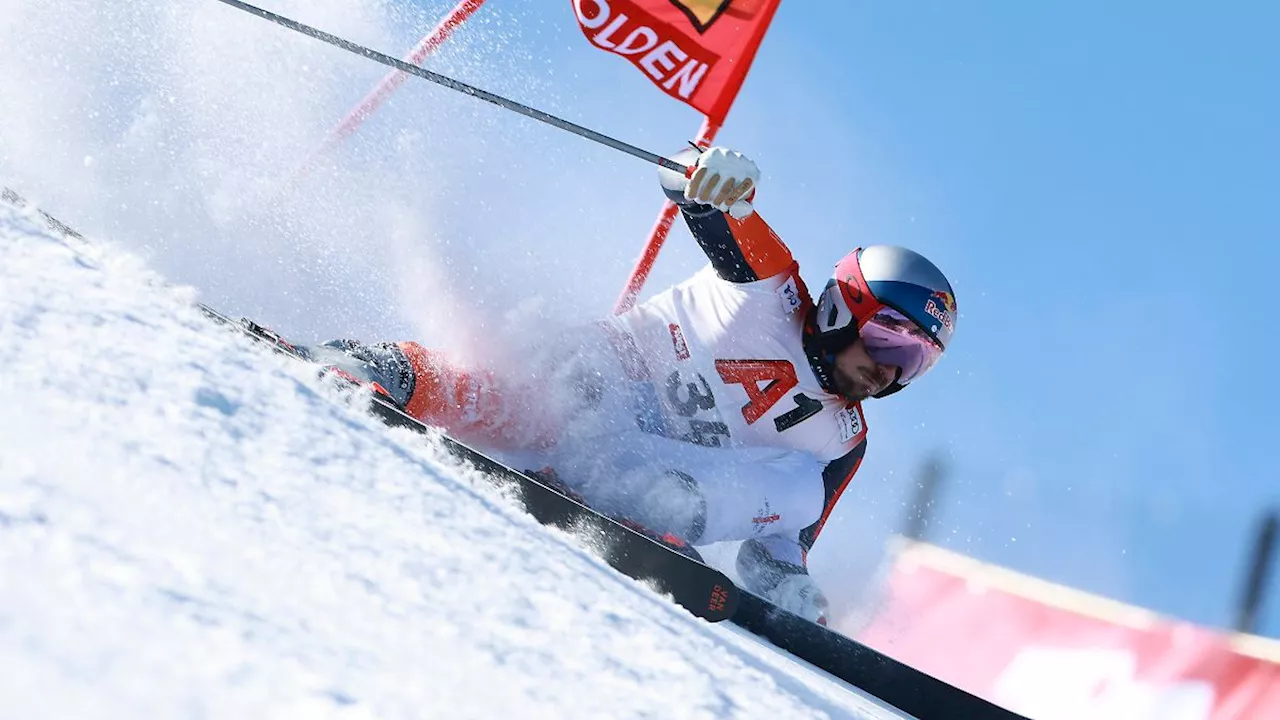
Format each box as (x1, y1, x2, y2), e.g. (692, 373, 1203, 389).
(197, 303, 740, 623)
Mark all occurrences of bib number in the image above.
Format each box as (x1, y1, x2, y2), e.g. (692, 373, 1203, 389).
(635, 359, 823, 447)
(716, 359, 823, 433)
(665, 370, 730, 447)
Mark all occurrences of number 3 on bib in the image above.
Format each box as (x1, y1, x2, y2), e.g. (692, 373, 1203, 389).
(715, 360, 817, 430)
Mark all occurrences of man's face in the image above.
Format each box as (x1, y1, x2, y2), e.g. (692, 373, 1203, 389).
(831, 337, 898, 402)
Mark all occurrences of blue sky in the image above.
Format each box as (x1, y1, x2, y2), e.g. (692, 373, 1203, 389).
(2, 0, 1275, 639)
(469, 0, 1280, 636)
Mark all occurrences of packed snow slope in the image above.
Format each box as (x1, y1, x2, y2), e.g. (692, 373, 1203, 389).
(0, 201, 908, 719)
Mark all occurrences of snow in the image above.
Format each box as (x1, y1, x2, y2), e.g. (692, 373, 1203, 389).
(0, 199, 909, 719)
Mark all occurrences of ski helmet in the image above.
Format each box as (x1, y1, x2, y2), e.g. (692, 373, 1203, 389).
(807, 245, 957, 399)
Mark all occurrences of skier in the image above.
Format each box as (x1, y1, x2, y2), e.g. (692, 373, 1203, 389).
(309, 146, 958, 625)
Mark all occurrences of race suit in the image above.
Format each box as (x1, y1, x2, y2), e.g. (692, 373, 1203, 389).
(310, 173, 869, 602)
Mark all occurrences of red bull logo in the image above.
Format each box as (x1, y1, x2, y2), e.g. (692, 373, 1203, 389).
(924, 290, 956, 333)
(932, 290, 957, 314)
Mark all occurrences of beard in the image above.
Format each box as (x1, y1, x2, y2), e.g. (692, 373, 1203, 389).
(832, 365, 874, 403)
(833, 364, 896, 402)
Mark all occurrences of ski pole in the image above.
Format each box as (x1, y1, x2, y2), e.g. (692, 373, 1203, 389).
(210, 0, 688, 174)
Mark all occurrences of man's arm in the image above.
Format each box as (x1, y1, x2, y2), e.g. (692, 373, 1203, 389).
(799, 437, 867, 553)
(734, 439, 868, 625)
(659, 146, 794, 284)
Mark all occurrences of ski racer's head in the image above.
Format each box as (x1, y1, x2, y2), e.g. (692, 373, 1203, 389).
(805, 246, 957, 402)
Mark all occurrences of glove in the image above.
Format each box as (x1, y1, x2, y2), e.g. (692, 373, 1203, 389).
(684, 146, 759, 219)
(766, 574, 830, 626)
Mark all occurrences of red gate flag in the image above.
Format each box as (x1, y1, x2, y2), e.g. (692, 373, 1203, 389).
(571, 0, 781, 123)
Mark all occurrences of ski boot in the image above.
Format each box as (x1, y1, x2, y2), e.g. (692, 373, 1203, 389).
(302, 339, 415, 411)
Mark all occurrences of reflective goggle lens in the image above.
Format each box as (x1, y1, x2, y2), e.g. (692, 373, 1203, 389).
(859, 307, 943, 386)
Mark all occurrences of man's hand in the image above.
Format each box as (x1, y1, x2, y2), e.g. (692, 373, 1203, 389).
(685, 147, 759, 219)
(766, 574, 830, 626)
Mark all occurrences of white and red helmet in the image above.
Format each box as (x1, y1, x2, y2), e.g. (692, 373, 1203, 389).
(808, 245, 957, 398)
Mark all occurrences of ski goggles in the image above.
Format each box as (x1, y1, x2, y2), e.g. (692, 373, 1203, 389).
(859, 307, 944, 386)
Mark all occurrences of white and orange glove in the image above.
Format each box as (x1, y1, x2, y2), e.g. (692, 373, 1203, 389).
(683, 146, 760, 219)
(766, 574, 830, 626)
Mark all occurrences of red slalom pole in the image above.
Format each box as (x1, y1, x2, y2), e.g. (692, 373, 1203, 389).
(321, 0, 486, 152)
(612, 116, 720, 315)
(281, 0, 486, 190)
